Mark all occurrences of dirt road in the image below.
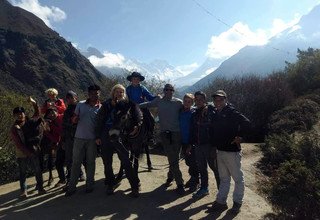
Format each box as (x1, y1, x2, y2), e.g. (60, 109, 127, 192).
(0, 144, 273, 219)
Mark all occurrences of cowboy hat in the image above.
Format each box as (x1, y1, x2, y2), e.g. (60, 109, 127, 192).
(126, 72, 145, 81)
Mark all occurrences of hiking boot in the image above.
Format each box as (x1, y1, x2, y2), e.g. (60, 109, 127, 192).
(106, 185, 115, 195)
(176, 184, 185, 195)
(54, 180, 66, 188)
(208, 201, 228, 212)
(130, 188, 140, 198)
(189, 184, 199, 192)
(65, 190, 76, 197)
(230, 201, 242, 214)
(85, 188, 94, 194)
(193, 188, 209, 198)
(78, 175, 85, 182)
(185, 178, 199, 188)
(37, 188, 47, 195)
(19, 191, 28, 199)
(164, 178, 173, 188)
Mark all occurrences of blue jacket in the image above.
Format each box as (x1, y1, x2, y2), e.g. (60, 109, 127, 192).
(126, 84, 156, 104)
(179, 108, 195, 144)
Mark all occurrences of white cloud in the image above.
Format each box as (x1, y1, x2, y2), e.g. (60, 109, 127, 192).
(11, 0, 66, 27)
(206, 22, 268, 59)
(206, 15, 302, 59)
(88, 51, 126, 68)
(205, 67, 217, 75)
(271, 13, 301, 36)
(175, 63, 199, 75)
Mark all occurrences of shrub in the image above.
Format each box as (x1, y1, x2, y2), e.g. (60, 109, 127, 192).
(287, 48, 320, 96)
(267, 159, 320, 219)
(203, 72, 294, 141)
(260, 133, 296, 174)
(269, 98, 320, 134)
(0, 91, 35, 184)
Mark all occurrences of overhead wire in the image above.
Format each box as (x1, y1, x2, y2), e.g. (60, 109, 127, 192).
(191, 0, 296, 57)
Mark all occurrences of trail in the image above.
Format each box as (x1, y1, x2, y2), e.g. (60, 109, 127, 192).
(0, 143, 273, 220)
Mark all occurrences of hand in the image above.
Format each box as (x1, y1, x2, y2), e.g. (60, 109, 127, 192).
(27, 96, 37, 105)
(129, 126, 139, 136)
(43, 121, 50, 131)
(95, 138, 102, 145)
(71, 115, 79, 124)
(185, 145, 192, 155)
(201, 106, 208, 117)
(231, 136, 242, 149)
(210, 148, 217, 159)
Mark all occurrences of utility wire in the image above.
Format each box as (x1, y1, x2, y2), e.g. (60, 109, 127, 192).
(191, 0, 295, 56)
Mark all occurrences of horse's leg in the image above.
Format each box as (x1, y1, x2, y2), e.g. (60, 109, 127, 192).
(116, 163, 124, 183)
(145, 143, 152, 171)
(115, 155, 124, 183)
(132, 148, 140, 190)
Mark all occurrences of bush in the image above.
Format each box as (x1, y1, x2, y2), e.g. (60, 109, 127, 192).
(269, 98, 320, 134)
(260, 133, 295, 174)
(266, 159, 320, 219)
(261, 131, 320, 218)
(0, 91, 35, 184)
(287, 48, 320, 96)
(203, 72, 294, 141)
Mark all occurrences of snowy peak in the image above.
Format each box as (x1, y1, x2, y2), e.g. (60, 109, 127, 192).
(82, 48, 185, 82)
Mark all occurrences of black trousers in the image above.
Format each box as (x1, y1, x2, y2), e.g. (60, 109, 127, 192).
(55, 146, 66, 182)
(101, 134, 139, 190)
(182, 144, 199, 182)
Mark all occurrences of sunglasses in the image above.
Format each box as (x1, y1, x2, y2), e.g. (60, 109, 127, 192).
(164, 89, 174, 92)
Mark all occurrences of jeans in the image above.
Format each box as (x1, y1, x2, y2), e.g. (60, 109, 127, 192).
(64, 137, 84, 182)
(68, 138, 97, 191)
(161, 131, 183, 185)
(17, 156, 44, 191)
(195, 144, 220, 189)
(216, 150, 244, 204)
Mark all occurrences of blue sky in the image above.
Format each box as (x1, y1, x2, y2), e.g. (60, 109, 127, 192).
(10, 0, 320, 74)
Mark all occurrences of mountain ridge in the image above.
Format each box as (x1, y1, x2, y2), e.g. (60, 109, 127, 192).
(0, 0, 112, 99)
(185, 4, 320, 91)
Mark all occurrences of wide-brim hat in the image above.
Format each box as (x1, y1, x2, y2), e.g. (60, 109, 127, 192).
(127, 72, 145, 81)
(212, 90, 227, 98)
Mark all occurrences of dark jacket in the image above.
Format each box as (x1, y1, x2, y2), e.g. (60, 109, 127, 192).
(95, 99, 143, 139)
(190, 105, 215, 145)
(62, 103, 77, 139)
(211, 104, 251, 152)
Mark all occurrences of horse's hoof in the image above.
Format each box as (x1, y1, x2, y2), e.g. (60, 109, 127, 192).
(48, 178, 54, 186)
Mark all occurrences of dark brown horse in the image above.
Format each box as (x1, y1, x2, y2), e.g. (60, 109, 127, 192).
(108, 101, 152, 183)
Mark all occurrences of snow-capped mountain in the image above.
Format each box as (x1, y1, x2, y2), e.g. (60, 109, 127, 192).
(187, 4, 320, 90)
(81, 48, 185, 82)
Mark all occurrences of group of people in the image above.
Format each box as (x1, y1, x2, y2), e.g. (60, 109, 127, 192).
(10, 71, 250, 214)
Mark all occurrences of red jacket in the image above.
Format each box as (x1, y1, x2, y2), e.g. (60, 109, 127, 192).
(44, 114, 63, 144)
(41, 98, 66, 115)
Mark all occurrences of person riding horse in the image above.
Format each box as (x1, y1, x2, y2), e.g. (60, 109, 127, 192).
(95, 84, 142, 198)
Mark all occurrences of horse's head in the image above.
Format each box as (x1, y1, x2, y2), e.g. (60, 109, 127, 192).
(108, 101, 133, 142)
(22, 117, 45, 153)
